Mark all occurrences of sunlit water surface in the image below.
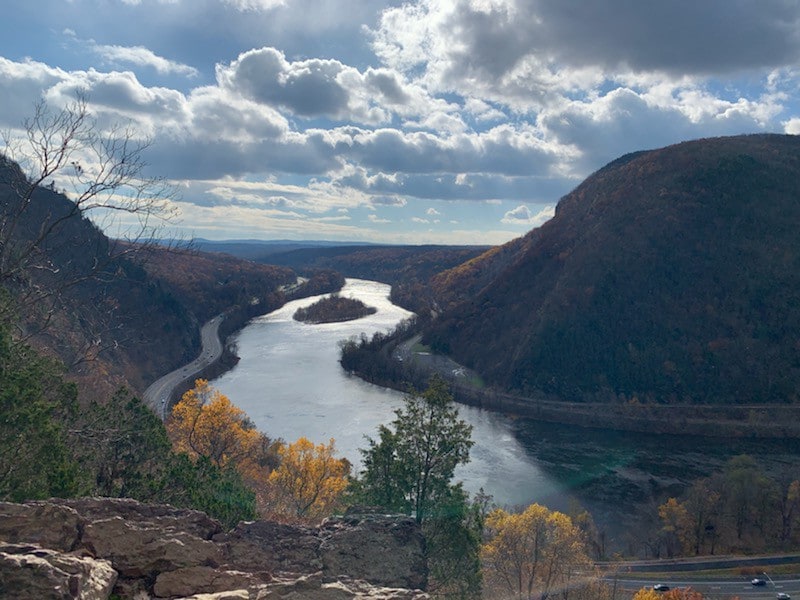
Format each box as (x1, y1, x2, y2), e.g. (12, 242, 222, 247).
(213, 279, 564, 508)
(213, 278, 800, 542)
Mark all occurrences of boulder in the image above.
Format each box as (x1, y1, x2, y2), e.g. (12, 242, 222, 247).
(0, 543, 117, 600)
(54, 497, 222, 540)
(176, 592, 249, 600)
(320, 513, 427, 591)
(81, 516, 223, 578)
(0, 502, 83, 552)
(0, 499, 429, 599)
(253, 573, 429, 599)
(154, 566, 271, 598)
(215, 521, 321, 575)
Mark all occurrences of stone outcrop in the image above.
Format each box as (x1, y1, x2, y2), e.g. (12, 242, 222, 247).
(319, 510, 427, 591)
(214, 521, 321, 575)
(0, 543, 117, 600)
(0, 499, 428, 600)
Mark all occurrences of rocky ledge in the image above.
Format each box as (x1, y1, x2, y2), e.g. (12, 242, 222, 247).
(0, 498, 428, 600)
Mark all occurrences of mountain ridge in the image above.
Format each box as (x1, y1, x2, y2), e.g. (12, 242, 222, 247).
(424, 134, 800, 405)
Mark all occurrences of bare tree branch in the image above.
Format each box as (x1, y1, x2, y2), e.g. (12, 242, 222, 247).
(0, 93, 180, 368)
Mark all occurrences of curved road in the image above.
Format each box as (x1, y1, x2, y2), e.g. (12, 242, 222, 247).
(143, 313, 225, 420)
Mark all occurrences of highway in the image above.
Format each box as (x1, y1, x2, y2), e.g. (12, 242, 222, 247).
(609, 575, 798, 599)
(142, 313, 225, 420)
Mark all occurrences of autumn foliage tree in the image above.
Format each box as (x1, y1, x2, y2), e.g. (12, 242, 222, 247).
(654, 454, 800, 557)
(481, 503, 590, 600)
(659, 497, 692, 557)
(168, 380, 356, 525)
(264, 437, 350, 524)
(633, 587, 706, 600)
(167, 379, 279, 490)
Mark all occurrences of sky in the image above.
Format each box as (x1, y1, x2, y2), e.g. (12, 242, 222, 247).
(2, 1, 800, 245)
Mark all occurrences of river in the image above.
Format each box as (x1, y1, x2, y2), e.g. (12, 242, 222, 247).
(212, 278, 800, 547)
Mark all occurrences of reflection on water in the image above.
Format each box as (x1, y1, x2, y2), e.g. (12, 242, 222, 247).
(213, 278, 800, 543)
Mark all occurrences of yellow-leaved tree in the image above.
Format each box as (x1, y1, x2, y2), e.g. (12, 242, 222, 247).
(633, 588, 707, 600)
(659, 497, 691, 557)
(265, 436, 350, 524)
(481, 503, 590, 600)
(632, 589, 662, 600)
(167, 379, 278, 489)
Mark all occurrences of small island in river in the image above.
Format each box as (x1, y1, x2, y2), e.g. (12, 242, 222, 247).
(293, 294, 377, 324)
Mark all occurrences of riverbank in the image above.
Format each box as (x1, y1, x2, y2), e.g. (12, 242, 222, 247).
(346, 334, 800, 439)
(142, 274, 345, 418)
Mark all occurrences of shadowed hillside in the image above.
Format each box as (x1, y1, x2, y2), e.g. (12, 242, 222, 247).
(424, 134, 800, 405)
(0, 157, 297, 398)
(0, 157, 198, 397)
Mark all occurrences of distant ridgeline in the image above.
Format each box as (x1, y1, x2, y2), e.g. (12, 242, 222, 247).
(422, 134, 800, 406)
(294, 294, 377, 324)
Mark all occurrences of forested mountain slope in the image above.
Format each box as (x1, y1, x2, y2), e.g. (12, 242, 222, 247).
(424, 134, 800, 405)
(0, 157, 294, 398)
(0, 157, 198, 397)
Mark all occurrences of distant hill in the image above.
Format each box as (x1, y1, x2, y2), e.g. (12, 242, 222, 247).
(189, 239, 378, 261)
(423, 134, 800, 405)
(259, 244, 490, 314)
(134, 245, 295, 323)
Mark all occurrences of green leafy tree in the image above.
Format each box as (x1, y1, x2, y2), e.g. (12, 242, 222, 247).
(72, 388, 173, 499)
(780, 479, 800, 543)
(720, 454, 779, 542)
(358, 375, 474, 523)
(423, 486, 485, 599)
(0, 319, 82, 500)
(0, 300, 254, 527)
(357, 376, 479, 598)
(162, 454, 257, 529)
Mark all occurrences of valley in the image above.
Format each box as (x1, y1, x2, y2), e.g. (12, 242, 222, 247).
(4, 133, 800, 599)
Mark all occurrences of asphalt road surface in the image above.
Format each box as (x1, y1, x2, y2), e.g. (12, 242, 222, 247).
(142, 314, 224, 419)
(611, 576, 798, 599)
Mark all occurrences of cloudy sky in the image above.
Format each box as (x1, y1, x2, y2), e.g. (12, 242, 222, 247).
(2, 1, 800, 245)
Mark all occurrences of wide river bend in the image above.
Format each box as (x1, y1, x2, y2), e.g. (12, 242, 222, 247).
(212, 279, 800, 545)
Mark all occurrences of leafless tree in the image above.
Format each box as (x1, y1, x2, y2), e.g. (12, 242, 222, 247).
(0, 94, 178, 331)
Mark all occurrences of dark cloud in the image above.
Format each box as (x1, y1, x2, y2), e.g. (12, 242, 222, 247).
(54, 72, 185, 115)
(222, 48, 351, 117)
(145, 133, 340, 180)
(370, 195, 407, 206)
(538, 0, 800, 74)
(377, 0, 800, 93)
(344, 127, 564, 176)
(539, 88, 775, 175)
(365, 69, 411, 104)
(334, 170, 571, 203)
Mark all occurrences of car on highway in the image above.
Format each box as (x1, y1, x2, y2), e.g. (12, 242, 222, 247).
(653, 584, 670, 592)
(752, 578, 767, 586)
(776, 593, 791, 600)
